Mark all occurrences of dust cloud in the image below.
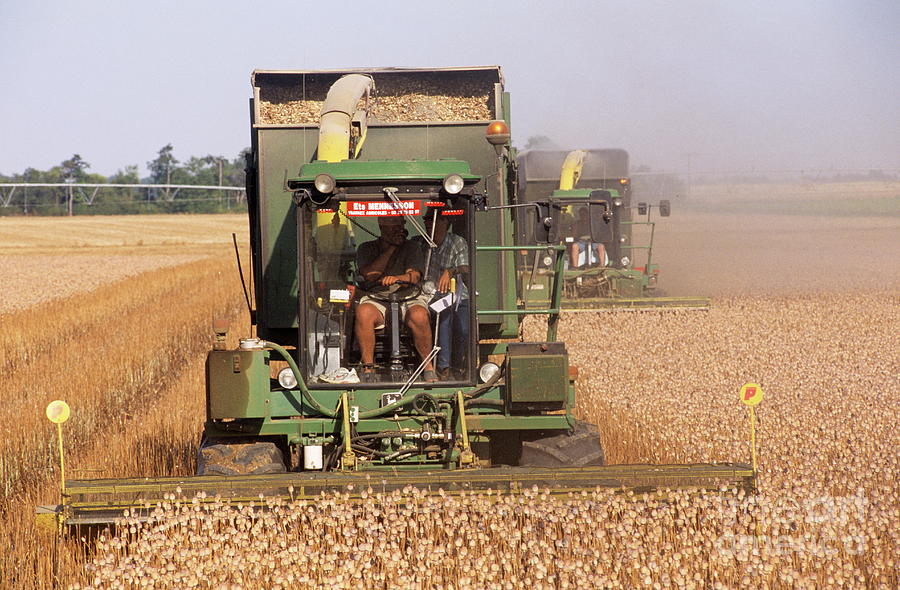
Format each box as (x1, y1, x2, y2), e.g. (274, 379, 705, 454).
(645, 209, 900, 297)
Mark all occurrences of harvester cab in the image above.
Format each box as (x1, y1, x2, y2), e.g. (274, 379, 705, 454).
(517, 149, 710, 310)
(287, 161, 480, 387)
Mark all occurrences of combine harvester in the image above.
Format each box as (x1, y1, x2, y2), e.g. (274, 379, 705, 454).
(517, 149, 710, 310)
(38, 67, 748, 528)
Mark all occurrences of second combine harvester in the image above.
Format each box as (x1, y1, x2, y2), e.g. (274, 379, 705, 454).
(517, 148, 710, 310)
(49, 67, 752, 526)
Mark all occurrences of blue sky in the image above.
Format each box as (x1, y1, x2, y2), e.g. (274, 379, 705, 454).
(2, 0, 897, 176)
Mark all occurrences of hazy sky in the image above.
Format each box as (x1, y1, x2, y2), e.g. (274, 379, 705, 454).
(2, 1, 897, 177)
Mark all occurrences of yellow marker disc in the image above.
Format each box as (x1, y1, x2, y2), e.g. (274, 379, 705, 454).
(739, 383, 764, 407)
(45, 400, 71, 424)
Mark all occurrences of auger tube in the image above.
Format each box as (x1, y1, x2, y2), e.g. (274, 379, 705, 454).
(558, 150, 587, 190)
(318, 74, 375, 162)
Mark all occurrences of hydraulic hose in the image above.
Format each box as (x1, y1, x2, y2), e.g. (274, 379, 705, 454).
(464, 365, 504, 398)
(358, 390, 457, 419)
(464, 398, 504, 409)
(359, 365, 505, 419)
(265, 340, 503, 419)
(264, 341, 338, 418)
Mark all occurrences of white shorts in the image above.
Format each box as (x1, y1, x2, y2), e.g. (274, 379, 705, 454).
(358, 293, 431, 330)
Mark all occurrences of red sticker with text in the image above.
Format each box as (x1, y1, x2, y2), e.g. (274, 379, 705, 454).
(346, 200, 421, 216)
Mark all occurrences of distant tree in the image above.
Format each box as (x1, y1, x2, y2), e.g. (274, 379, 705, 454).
(1, 145, 251, 216)
(61, 154, 90, 182)
(109, 165, 140, 184)
(183, 155, 223, 184)
(229, 148, 250, 186)
(148, 144, 179, 199)
(59, 155, 90, 215)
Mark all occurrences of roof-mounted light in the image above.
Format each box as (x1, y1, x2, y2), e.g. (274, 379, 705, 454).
(314, 173, 336, 194)
(619, 178, 630, 185)
(442, 174, 465, 195)
(485, 120, 510, 151)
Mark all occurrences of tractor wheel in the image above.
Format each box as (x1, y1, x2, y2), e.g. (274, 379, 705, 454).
(197, 441, 286, 476)
(520, 420, 605, 467)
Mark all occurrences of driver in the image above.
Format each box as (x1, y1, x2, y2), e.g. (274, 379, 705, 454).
(354, 216, 436, 382)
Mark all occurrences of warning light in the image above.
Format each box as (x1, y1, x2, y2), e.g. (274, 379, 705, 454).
(485, 120, 510, 146)
(619, 178, 630, 185)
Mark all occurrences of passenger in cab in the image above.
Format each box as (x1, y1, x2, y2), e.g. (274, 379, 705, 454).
(415, 209, 470, 381)
(354, 216, 436, 382)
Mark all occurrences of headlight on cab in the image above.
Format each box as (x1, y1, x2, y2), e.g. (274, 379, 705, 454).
(442, 174, 465, 195)
(314, 173, 336, 194)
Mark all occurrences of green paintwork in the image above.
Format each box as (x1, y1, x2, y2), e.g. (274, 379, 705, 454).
(252, 120, 516, 338)
(552, 188, 619, 199)
(206, 350, 272, 419)
(293, 159, 480, 183)
(504, 343, 572, 407)
(506, 354, 568, 403)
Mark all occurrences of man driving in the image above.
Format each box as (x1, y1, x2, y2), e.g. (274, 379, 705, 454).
(355, 216, 436, 382)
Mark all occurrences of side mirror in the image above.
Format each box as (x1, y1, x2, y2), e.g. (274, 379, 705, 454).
(533, 202, 560, 244)
(659, 199, 671, 217)
(637, 202, 648, 216)
(589, 202, 613, 243)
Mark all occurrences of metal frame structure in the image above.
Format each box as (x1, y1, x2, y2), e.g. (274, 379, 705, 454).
(0, 183, 246, 208)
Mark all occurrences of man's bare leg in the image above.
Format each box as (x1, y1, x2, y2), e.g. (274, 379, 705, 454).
(354, 303, 384, 368)
(405, 305, 435, 372)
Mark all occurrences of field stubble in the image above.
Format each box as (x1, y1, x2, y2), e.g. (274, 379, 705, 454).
(0, 214, 248, 312)
(2, 211, 898, 589)
(0, 215, 248, 588)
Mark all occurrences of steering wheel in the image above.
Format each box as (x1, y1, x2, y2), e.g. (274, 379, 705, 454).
(356, 279, 423, 304)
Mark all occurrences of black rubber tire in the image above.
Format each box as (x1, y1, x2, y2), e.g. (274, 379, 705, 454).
(196, 441, 286, 476)
(520, 420, 605, 467)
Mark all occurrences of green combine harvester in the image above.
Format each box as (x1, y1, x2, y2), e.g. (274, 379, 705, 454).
(517, 149, 710, 310)
(38, 67, 748, 528)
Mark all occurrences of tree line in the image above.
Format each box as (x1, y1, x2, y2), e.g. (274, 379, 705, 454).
(0, 145, 248, 216)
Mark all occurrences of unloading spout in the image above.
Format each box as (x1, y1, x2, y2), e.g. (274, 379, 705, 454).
(558, 150, 587, 190)
(318, 74, 375, 162)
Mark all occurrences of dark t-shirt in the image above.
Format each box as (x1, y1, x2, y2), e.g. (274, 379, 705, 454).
(357, 239, 425, 279)
(575, 215, 591, 240)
